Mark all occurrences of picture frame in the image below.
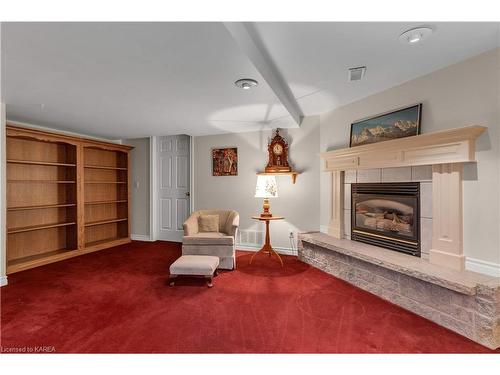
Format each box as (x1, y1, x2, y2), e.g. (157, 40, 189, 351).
(212, 147, 238, 176)
(349, 103, 422, 147)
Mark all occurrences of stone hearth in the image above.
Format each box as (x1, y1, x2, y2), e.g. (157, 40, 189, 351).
(298, 232, 500, 349)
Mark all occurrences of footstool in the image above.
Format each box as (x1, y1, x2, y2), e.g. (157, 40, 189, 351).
(169, 255, 219, 288)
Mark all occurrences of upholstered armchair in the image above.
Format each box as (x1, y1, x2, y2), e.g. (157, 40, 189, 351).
(182, 210, 239, 270)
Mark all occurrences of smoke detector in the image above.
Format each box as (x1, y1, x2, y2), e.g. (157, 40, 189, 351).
(235, 78, 258, 90)
(399, 27, 434, 44)
(348, 66, 366, 82)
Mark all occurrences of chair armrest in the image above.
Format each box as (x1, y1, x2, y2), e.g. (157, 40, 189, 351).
(183, 214, 199, 236)
(226, 212, 239, 237)
(228, 225, 239, 238)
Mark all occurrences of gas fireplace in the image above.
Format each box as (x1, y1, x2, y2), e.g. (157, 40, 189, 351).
(351, 182, 420, 256)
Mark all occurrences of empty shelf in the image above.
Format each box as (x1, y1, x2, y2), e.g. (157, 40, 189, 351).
(85, 237, 128, 248)
(85, 181, 127, 184)
(7, 159, 76, 167)
(84, 200, 128, 205)
(84, 218, 128, 227)
(7, 203, 76, 211)
(84, 165, 127, 170)
(8, 221, 76, 234)
(8, 248, 77, 267)
(8, 180, 76, 184)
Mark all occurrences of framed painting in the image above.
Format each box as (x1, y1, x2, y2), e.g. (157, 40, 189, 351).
(212, 147, 238, 176)
(350, 103, 422, 147)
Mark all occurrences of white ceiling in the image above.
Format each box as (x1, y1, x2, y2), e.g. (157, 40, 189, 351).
(2, 22, 499, 139)
(253, 22, 500, 115)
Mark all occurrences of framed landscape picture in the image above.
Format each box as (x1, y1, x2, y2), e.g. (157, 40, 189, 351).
(350, 103, 422, 147)
(212, 147, 238, 176)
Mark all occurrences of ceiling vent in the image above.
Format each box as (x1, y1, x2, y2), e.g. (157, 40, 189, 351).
(348, 66, 366, 82)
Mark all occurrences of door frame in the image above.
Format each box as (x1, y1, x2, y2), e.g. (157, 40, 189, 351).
(149, 135, 194, 242)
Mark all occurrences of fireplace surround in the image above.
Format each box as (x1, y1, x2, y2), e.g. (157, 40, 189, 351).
(321, 125, 486, 271)
(351, 182, 420, 257)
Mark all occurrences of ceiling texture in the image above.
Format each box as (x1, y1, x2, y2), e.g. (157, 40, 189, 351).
(2, 22, 499, 139)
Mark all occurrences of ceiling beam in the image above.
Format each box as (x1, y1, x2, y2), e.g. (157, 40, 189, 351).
(224, 22, 303, 126)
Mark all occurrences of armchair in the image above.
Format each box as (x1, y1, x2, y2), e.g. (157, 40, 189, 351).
(182, 210, 239, 270)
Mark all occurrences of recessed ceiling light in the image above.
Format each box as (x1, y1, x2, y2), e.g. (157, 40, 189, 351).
(235, 78, 258, 90)
(399, 27, 433, 44)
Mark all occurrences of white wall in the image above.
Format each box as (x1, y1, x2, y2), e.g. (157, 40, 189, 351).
(123, 138, 151, 238)
(193, 116, 320, 250)
(320, 48, 500, 266)
(0, 23, 7, 286)
(0, 103, 5, 286)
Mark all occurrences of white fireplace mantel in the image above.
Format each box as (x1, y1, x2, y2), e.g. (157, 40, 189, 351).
(321, 125, 486, 171)
(321, 125, 487, 271)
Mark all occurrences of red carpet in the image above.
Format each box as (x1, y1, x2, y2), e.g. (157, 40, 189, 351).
(0, 241, 497, 353)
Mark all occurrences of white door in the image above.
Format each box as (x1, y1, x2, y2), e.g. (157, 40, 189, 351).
(157, 135, 190, 242)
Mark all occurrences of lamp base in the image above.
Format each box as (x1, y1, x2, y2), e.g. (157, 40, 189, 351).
(260, 198, 273, 218)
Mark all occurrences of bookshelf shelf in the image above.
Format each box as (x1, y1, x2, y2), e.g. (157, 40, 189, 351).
(8, 180, 76, 184)
(7, 203, 77, 211)
(85, 200, 127, 205)
(8, 221, 76, 234)
(84, 165, 128, 170)
(7, 159, 76, 167)
(84, 218, 128, 227)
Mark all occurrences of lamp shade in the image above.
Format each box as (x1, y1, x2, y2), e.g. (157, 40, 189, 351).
(255, 175, 278, 198)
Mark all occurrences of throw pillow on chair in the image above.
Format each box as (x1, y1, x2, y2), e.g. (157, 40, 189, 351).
(198, 215, 219, 232)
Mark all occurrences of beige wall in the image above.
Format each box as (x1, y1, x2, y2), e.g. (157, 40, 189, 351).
(320, 48, 500, 266)
(193, 116, 320, 249)
(123, 137, 150, 237)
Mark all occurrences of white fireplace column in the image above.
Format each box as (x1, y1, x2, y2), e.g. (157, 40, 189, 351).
(429, 163, 465, 270)
(328, 170, 344, 238)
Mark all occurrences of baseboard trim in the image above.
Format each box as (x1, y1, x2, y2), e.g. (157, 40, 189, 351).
(465, 257, 500, 277)
(237, 244, 297, 256)
(0, 275, 8, 287)
(131, 234, 154, 242)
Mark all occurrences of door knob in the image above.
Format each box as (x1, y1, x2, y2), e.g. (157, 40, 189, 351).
(185, 192, 190, 197)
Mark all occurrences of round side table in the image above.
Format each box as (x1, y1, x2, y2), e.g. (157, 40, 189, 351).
(250, 215, 285, 267)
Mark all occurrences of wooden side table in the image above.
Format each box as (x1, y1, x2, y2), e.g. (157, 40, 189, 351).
(250, 215, 285, 267)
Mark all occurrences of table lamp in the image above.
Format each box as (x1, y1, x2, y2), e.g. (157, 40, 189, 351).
(255, 175, 278, 218)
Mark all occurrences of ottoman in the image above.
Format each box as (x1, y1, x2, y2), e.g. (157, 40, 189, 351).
(169, 255, 219, 288)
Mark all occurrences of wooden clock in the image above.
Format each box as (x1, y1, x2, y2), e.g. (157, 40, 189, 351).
(265, 129, 292, 173)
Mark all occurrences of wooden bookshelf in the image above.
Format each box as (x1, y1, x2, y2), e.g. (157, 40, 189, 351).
(5, 124, 133, 274)
(83, 146, 130, 248)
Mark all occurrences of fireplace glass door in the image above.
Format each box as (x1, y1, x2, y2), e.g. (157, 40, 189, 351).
(351, 182, 420, 256)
